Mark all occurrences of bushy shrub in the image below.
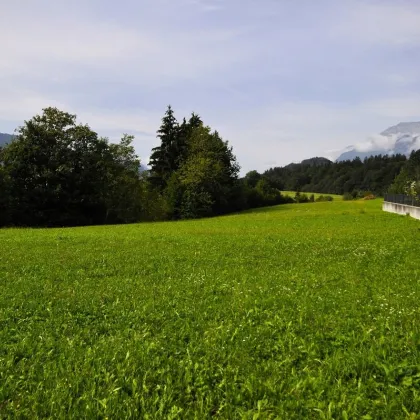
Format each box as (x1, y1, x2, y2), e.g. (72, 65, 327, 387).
(294, 192, 309, 203)
(0, 166, 11, 226)
(316, 195, 334, 202)
(240, 178, 293, 210)
(363, 194, 376, 200)
(343, 192, 353, 201)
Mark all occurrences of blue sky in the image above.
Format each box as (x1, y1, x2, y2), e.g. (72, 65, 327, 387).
(1, 0, 420, 173)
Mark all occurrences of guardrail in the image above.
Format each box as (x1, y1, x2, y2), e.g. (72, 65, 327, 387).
(384, 194, 420, 208)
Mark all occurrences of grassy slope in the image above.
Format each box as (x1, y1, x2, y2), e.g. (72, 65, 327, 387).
(1, 200, 420, 418)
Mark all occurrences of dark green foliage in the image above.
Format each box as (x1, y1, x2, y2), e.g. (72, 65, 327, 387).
(0, 164, 11, 225)
(295, 192, 309, 203)
(316, 195, 334, 202)
(240, 171, 293, 208)
(389, 150, 420, 194)
(1, 108, 107, 226)
(388, 168, 411, 194)
(103, 134, 144, 224)
(300, 156, 332, 166)
(265, 154, 407, 196)
(0, 108, 145, 227)
(343, 192, 353, 201)
(148, 105, 180, 191)
(255, 178, 280, 201)
(147, 107, 242, 220)
(150, 109, 296, 218)
(244, 170, 262, 188)
(169, 125, 240, 219)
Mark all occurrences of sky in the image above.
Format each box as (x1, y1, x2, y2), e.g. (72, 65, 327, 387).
(1, 0, 420, 173)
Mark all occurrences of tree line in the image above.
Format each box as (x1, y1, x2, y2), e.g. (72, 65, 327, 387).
(1, 106, 419, 227)
(388, 151, 420, 197)
(262, 154, 418, 197)
(0, 107, 290, 227)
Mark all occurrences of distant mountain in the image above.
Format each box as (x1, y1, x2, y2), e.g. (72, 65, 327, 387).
(336, 148, 384, 162)
(0, 133, 13, 147)
(336, 122, 420, 162)
(300, 157, 332, 166)
(381, 122, 420, 136)
(284, 157, 332, 170)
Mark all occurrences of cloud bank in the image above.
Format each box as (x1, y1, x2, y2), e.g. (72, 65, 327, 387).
(354, 135, 397, 153)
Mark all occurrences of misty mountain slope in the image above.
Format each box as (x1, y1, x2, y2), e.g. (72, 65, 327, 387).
(336, 122, 420, 162)
(381, 122, 420, 136)
(0, 133, 13, 147)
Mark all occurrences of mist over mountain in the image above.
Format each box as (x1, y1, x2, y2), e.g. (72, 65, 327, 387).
(336, 122, 420, 162)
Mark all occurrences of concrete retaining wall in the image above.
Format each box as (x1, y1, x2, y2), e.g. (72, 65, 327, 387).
(383, 201, 420, 220)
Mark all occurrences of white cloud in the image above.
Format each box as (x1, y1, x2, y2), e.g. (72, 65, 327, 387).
(353, 134, 395, 152)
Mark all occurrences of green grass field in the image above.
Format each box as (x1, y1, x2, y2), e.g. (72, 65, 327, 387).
(1, 199, 420, 418)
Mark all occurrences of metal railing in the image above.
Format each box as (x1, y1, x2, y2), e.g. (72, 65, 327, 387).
(384, 194, 420, 208)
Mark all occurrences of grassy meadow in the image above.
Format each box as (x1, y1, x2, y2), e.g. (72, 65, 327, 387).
(1, 199, 420, 418)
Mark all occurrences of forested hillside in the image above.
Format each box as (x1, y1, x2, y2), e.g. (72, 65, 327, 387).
(264, 155, 409, 196)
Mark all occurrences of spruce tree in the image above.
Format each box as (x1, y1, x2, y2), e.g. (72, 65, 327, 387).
(148, 105, 179, 190)
(188, 113, 202, 130)
(174, 113, 203, 169)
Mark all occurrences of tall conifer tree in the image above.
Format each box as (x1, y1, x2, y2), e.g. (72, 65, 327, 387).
(149, 105, 179, 190)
